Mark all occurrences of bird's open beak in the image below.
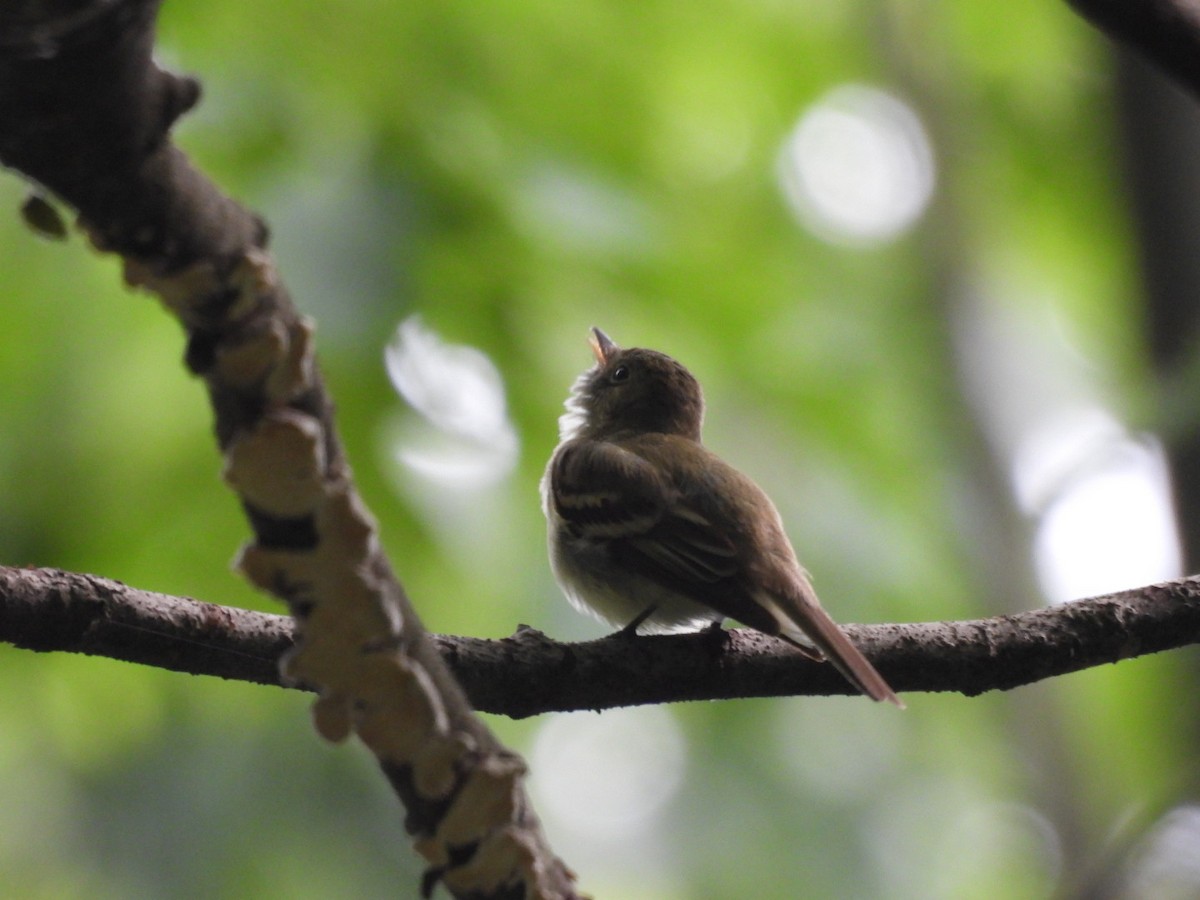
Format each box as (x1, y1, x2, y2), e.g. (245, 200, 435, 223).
(590, 327, 618, 364)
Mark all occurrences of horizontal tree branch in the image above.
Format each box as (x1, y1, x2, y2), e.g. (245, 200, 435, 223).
(4, 565, 1197, 717)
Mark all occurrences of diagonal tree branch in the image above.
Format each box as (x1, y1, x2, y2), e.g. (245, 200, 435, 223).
(0, 3, 575, 897)
(4, 565, 1197, 718)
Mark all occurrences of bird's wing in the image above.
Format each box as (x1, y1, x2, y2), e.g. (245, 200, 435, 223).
(553, 440, 903, 706)
(550, 439, 739, 584)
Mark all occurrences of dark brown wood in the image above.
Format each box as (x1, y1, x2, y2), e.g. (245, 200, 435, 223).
(5, 566, 1197, 716)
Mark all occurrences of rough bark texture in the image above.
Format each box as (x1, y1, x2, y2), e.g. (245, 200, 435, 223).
(4, 565, 1198, 717)
(0, 3, 576, 898)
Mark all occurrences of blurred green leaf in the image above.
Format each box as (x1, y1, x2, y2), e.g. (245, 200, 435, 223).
(1, 2, 1188, 897)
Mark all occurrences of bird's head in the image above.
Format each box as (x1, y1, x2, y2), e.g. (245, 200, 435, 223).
(559, 328, 705, 442)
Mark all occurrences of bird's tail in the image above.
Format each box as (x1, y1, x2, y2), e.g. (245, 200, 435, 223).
(774, 583, 904, 709)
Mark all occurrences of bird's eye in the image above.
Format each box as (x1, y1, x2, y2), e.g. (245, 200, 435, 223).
(610, 365, 630, 383)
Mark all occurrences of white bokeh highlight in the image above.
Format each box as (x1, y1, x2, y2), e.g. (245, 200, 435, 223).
(954, 293, 1182, 605)
(384, 316, 518, 490)
(1124, 805, 1200, 897)
(1026, 425, 1180, 603)
(529, 706, 686, 881)
(779, 84, 935, 246)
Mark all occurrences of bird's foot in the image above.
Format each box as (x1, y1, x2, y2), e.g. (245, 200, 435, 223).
(700, 620, 731, 653)
(610, 605, 658, 639)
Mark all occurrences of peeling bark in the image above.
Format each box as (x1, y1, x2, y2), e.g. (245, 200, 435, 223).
(0, 4, 576, 897)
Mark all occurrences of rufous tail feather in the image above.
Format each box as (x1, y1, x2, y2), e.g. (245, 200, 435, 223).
(777, 588, 903, 708)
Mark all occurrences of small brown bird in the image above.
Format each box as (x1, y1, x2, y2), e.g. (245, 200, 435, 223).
(541, 328, 902, 707)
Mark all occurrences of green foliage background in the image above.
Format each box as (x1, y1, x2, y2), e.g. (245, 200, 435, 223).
(0, 2, 1193, 898)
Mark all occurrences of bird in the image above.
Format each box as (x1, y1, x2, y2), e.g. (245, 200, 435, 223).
(541, 327, 903, 707)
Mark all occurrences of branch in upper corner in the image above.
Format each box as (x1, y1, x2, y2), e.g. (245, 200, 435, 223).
(4, 565, 1198, 717)
(1066, 0, 1200, 101)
